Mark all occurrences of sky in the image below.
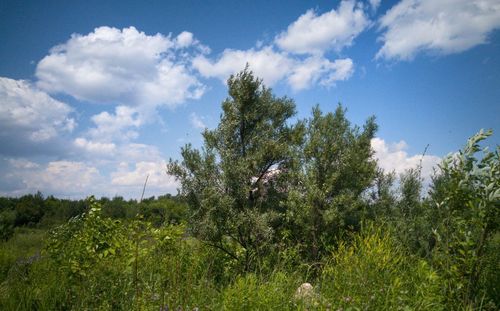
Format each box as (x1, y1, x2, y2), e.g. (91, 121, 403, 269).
(0, 0, 499, 199)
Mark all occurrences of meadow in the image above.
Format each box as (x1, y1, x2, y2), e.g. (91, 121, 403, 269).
(0, 70, 498, 310)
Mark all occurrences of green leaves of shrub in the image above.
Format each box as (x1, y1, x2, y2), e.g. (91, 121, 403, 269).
(429, 129, 499, 306)
(45, 196, 129, 277)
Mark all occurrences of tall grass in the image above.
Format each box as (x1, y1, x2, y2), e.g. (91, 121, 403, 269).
(0, 212, 493, 310)
(319, 225, 445, 310)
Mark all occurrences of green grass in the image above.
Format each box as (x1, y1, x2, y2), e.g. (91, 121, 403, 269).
(0, 220, 497, 310)
(0, 227, 46, 282)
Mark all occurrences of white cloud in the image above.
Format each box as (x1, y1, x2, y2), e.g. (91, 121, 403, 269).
(87, 105, 143, 142)
(36, 26, 205, 107)
(0, 77, 75, 147)
(7, 158, 40, 169)
(118, 143, 164, 162)
(377, 0, 500, 60)
(71, 107, 150, 161)
(111, 160, 179, 196)
(193, 46, 293, 86)
(371, 137, 441, 182)
(190, 112, 206, 129)
(288, 57, 354, 90)
(176, 31, 194, 47)
(193, 46, 355, 91)
(74, 138, 117, 155)
(1, 141, 178, 198)
(4, 160, 105, 197)
(275, 0, 370, 55)
(192, 2, 365, 90)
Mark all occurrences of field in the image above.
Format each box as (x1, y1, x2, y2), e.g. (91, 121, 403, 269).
(0, 71, 498, 310)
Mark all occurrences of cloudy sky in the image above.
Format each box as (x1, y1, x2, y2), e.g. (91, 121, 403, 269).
(1, 0, 499, 199)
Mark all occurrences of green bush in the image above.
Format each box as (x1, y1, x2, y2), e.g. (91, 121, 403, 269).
(428, 129, 499, 307)
(320, 225, 445, 310)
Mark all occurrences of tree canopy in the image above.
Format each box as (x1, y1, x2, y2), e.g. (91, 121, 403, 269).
(168, 68, 379, 268)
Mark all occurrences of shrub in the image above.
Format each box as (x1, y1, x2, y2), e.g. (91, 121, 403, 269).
(320, 225, 445, 310)
(428, 129, 499, 307)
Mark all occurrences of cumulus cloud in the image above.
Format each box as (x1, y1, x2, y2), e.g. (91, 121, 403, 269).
(74, 138, 117, 155)
(1, 142, 178, 198)
(193, 47, 354, 91)
(371, 137, 441, 182)
(0, 77, 75, 149)
(96, 143, 178, 197)
(288, 57, 354, 90)
(275, 0, 370, 55)
(193, 47, 293, 86)
(193, 1, 364, 90)
(175, 31, 209, 52)
(36, 26, 205, 107)
(2, 160, 105, 197)
(111, 160, 179, 196)
(376, 0, 500, 60)
(87, 105, 143, 142)
(176, 31, 195, 48)
(72, 106, 156, 159)
(117, 143, 164, 162)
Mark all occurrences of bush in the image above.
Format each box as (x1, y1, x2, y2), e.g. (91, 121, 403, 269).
(320, 225, 445, 310)
(428, 129, 499, 307)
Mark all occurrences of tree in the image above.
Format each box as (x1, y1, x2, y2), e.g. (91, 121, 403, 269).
(15, 191, 45, 226)
(394, 168, 429, 256)
(286, 105, 377, 260)
(367, 168, 397, 220)
(167, 68, 303, 271)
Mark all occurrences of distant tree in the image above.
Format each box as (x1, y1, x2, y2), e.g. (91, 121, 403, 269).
(168, 67, 303, 271)
(0, 196, 16, 240)
(0, 209, 15, 240)
(367, 168, 397, 220)
(393, 168, 430, 256)
(139, 195, 188, 226)
(15, 191, 45, 226)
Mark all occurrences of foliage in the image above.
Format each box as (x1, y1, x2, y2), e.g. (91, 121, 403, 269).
(428, 129, 499, 307)
(14, 192, 45, 226)
(0, 209, 15, 241)
(285, 104, 377, 260)
(168, 67, 304, 271)
(0, 69, 498, 310)
(222, 272, 299, 310)
(367, 168, 397, 220)
(0, 192, 187, 240)
(320, 225, 445, 310)
(45, 197, 130, 278)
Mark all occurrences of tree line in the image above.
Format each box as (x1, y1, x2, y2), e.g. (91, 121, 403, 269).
(0, 192, 187, 240)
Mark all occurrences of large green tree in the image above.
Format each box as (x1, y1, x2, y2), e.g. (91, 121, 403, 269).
(167, 68, 303, 271)
(285, 105, 378, 260)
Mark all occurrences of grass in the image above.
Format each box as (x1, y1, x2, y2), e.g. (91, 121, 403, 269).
(0, 223, 448, 310)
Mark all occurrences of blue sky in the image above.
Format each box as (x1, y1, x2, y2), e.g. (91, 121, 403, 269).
(1, 0, 499, 199)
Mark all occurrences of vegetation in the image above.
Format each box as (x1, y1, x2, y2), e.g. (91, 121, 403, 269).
(0, 68, 498, 310)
